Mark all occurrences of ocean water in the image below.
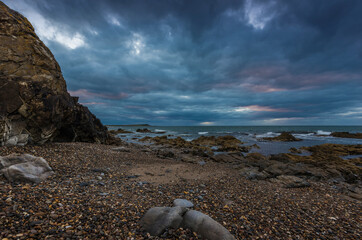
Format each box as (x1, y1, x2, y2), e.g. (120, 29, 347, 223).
(108, 126, 362, 155)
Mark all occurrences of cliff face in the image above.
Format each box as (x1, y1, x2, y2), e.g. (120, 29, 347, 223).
(0, 1, 109, 145)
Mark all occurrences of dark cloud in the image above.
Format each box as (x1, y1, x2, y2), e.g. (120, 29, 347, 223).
(4, 0, 362, 125)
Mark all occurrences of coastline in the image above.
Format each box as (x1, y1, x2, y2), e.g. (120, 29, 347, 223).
(1, 142, 361, 239)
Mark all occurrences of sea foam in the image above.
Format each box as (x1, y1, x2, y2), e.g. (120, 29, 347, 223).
(316, 130, 331, 135)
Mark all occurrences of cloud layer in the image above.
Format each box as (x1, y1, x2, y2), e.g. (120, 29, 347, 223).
(4, 0, 362, 125)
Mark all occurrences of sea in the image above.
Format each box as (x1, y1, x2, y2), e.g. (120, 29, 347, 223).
(108, 126, 362, 156)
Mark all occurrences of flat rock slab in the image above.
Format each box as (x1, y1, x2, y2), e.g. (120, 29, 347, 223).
(173, 199, 194, 208)
(112, 147, 131, 152)
(271, 175, 311, 188)
(0, 154, 54, 183)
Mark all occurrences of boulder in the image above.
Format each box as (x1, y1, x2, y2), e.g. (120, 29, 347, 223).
(182, 210, 235, 240)
(173, 199, 194, 208)
(136, 128, 152, 133)
(263, 132, 301, 142)
(192, 135, 246, 152)
(0, 154, 54, 183)
(240, 167, 269, 180)
(157, 149, 176, 159)
(139, 206, 187, 236)
(271, 175, 311, 188)
(108, 128, 133, 134)
(331, 132, 362, 139)
(212, 154, 240, 163)
(0, 1, 109, 146)
(140, 205, 236, 239)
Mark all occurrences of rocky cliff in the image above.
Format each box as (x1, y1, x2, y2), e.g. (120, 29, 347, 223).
(0, 1, 109, 145)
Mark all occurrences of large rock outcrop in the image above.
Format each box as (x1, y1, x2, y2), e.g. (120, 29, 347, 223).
(0, 1, 109, 145)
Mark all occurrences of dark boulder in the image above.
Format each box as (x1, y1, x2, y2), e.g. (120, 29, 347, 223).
(0, 1, 109, 145)
(331, 132, 362, 139)
(263, 132, 301, 142)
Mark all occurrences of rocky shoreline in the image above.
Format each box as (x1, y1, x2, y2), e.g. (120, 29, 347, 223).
(1, 142, 361, 239)
(0, 1, 361, 239)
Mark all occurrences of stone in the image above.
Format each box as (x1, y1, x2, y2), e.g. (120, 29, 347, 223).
(112, 147, 131, 152)
(136, 128, 152, 133)
(79, 182, 89, 187)
(173, 199, 194, 208)
(108, 128, 132, 134)
(198, 160, 206, 166)
(182, 210, 235, 240)
(331, 132, 362, 139)
(157, 149, 175, 159)
(140, 206, 187, 236)
(272, 175, 311, 188)
(0, 2, 110, 146)
(5, 136, 18, 146)
(240, 167, 269, 180)
(263, 132, 302, 142)
(0, 154, 54, 183)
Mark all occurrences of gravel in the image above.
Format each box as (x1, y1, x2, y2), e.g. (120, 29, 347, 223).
(0, 142, 361, 239)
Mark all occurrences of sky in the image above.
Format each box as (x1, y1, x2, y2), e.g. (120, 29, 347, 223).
(4, 0, 362, 126)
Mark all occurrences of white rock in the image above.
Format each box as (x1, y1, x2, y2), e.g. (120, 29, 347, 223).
(173, 199, 194, 208)
(5, 136, 18, 146)
(0, 154, 54, 183)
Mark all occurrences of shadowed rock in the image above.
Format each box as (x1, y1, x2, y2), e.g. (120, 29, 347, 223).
(0, 1, 109, 145)
(263, 132, 302, 142)
(0, 154, 54, 183)
(331, 132, 362, 139)
(140, 206, 187, 236)
(182, 210, 236, 240)
(270, 175, 311, 188)
(140, 200, 236, 239)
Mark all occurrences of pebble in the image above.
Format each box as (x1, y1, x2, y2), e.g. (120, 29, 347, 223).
(198, 161, 206, 166)
(0, 142, 360, 239)
(79, 182, 89, 187)
(126, 175, 140, 179)
(30, 221, 43, 227)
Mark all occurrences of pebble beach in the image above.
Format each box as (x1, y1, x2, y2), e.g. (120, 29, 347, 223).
(1, 142, 361, 239)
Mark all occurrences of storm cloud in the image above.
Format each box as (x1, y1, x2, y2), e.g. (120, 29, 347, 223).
(4, 0, 362, 125)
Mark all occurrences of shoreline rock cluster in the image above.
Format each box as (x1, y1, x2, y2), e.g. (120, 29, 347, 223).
(131, 136, 362, 199)
(262, 132, 302, 142)
(140, 135, 252, 153)
(1, 142, 361, 239)
(331, 132, 362, 139)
